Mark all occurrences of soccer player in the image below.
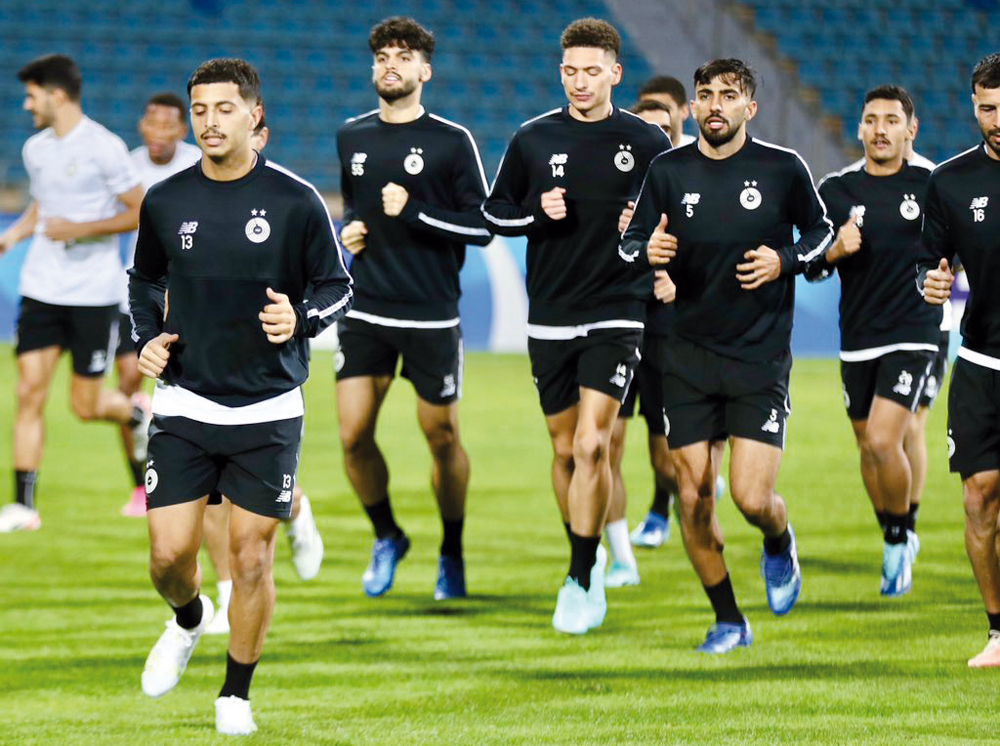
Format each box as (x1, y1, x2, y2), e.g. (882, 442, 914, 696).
(483, 18, 670, 633)
(919, 52, 1000, 668)
(130, 59, 352, 733)
(335, 17, 493, 601)
(806, 86, 938, 596)
(620, 58, 831, 652)
(639, 75, 696, 148)
(119, 92, 201, 517)
(0, 54, 148, 533)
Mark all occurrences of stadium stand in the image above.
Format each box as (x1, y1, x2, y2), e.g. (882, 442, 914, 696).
(0, 0, 652, 191)
(740, 0, 1000, 165)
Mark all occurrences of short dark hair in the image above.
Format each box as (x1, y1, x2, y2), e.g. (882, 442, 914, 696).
(630, 99, 671, 116)
(972, 53, 1000, 92)
(144, 92, 186, 119)
(639, 76, 687, 107)
(693, 58, 757, 99)
(17, 54, 82, 102)
(369, 17, 436, 61)
(863, 85, 915, 121)
(187, 58, 261, 104)
(560, 18, 621, 59)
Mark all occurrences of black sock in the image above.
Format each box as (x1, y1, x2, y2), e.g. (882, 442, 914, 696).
(763, 527, 791, 556)
(650, 486, 672, 518)
(704, 574, 743, 625)
(568, 532, 600, 591)
(219, 653, 258, 700)
(907, 504, 920, 533)
(988, 612, 1000, 635)
(440, 518, 464, 560)
(172, 595, 204, 630)
(364, 497, 401, 540)
(15, 471, 38, 509)
(883, 512, 908, 545)
(876, 511, 889, 532)
(127, 459, 145, 488)
(563, 521, 573, 543)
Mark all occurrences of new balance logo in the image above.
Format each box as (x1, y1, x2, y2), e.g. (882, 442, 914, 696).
(88, 349, 107, 373)
(681, 192, 701, 217)
(761, 409, 781, 434)
(971, 196, 988, 223)
(177, 221, 199, 235)
(276, 490, 292, 503)
(549, 153, 568, 177)
(850, 205, 866, 227)
(892, 370, 913, 396)
(440, 374, 456, 398)
(351, 152, 367, 176)
(609, 363, 628, 388)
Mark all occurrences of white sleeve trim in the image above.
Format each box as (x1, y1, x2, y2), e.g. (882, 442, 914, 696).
(418, 211, 492, 237)
(481, 206, 535, 228)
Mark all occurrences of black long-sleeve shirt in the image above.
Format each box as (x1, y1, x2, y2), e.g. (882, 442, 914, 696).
(808, 162, 940, 356)
(129, 156, 353, 407)
(482, 106, 670, 327)
(620, 138, 833, 360)
(918, 143, 1000, 362)
(337, 109, 492, 322)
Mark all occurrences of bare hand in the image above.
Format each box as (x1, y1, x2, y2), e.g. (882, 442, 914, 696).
(259, 287, 296, 343)
(646, 213, 678, 266)
(138, 332, 179, 379)
(340, 220, 368, 255)
(736, 246, 782, 289)
(618, 200, 635, 234)
(923, 258, 954, 305)
(382, 182, 410, 217)
(653, 270, 676, 303)
(0, 230, 14, 254)
(540, 187, 567, 221)
(43, 217, 86, 243)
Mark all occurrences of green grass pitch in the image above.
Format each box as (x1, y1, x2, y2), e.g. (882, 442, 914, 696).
(0, 348, 992, 745)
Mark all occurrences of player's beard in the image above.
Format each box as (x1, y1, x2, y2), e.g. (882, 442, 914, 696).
(376, 77, 418, 102)
(982, 125, 1000, 158)
(699, 115, 740, 147)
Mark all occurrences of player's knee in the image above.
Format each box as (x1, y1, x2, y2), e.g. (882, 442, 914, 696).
(424, 420, 459, 459)
(572, 430, 606, 468)
(70, 396, 99, 421)
(730, 483, 770, 521)
(15, 377, 47, 412)
(963, 476, 1000, 523)
(117, 367, 142, 396)
(339, 424, 374, 458)
(863, 429, 901, 464)
(149, 544, 190, 579)
(230, 537, 269, 585)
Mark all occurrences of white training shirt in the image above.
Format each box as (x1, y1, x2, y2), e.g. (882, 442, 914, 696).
(119, 141, 201, 310)
(20, 116, 141, 307)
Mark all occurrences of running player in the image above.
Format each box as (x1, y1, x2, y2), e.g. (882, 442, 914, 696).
(336, 17, 493, 600)
(0, 54, 149, 533)
(919, 52, 1000, 668)
(621, 58, 831, 652)
(639, 75, 696, 148)
(130, 58, 352, 733)
(807, 85, 938, 596)
(119, 92, 201, 517)
(483, 18, 670, 633)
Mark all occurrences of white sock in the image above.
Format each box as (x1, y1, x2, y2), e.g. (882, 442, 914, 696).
(217, 579, 233, 608)
(605, 519, 636, 567)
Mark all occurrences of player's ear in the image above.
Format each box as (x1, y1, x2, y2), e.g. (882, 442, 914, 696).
(611, 61, 623, 86)
(420, 60, 432, 84)
(250, 103, 263, 132)
(745, 99, 758, 121)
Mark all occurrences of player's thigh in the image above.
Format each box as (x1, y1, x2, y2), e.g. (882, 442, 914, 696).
(69, 372, 105, 419)
(227, 502, 281, 566)
(948, 357, 1000, 479)
(728, 436, 783, 504)
(15, 346, 61, 405)
(669, 440, 715, 496)
(148, 497, 210, 564)
(865, 395, 914, 450)
(145, 416, 225, 511)
(217, 417, 303, 520)
(415, 397, 462, 453)
(67, 304, 118, 379)
(336, 375, 392, 442)
(840, 358, 878, 421)
(545, 404, 579, 460)
(401, 325, 463, 405)
(528, 337, 581, 416)
(872, 350, 935, 417)
(577, 328, 642, 408)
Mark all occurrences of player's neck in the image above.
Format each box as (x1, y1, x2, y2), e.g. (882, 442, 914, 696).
(567, 100, 613, 123)
(984, 141, 1000, 162)
(864, 154, 904, 176)
(697, 127, 747, 160)
(51, 106, 84, 138)
(379, 95, 424, 124)
(200, 148, 257, 182)
(149, 147, 178, 167)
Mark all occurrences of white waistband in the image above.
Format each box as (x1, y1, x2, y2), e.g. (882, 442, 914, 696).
(152, 384, 304, 425)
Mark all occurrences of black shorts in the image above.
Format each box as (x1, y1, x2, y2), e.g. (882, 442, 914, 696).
(660, 337, 791, 449)
(528, 327, 643, 416)
(919, 331, 950, 408)
(115, 311, 136, 358)
(15, 297, 119, 378)
(619, 333, 667, 436)
(840, 349, 936, 421)
(145, 415, 303, 519)
(947, 356, 1000, 478)
(336, 316, 462, 405)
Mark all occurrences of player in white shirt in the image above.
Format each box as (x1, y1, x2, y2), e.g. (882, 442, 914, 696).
(0, 55, 148, 533)
(639, 75, 697, 148)
(118, 93, 201, 518)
